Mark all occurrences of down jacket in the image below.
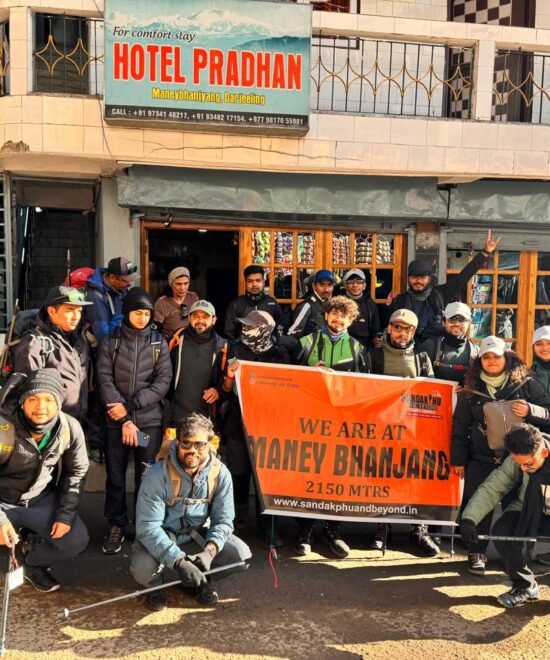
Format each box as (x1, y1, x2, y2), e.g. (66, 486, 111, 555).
(96, 323, 172, 429)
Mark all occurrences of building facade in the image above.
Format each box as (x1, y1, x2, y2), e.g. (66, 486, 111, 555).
(1, 0, 550, 359)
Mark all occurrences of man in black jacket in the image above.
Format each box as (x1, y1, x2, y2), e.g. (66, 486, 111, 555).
(390, 230, 500, 343)
(12, 285, 93, 425)
(224, 265, 282, 339)
(288, 269, 335, 339)
(0, 369, 89, 593)
(341, 269, 380, 347)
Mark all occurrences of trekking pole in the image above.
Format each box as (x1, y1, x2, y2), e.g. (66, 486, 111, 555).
(0, 547, 23, 658)
(59, 560, 247, 619)
(438, 533, 550, 543)
(449, 527, 455, 557)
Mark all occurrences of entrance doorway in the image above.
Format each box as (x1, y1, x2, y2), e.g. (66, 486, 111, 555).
(146, 227, 239, 335)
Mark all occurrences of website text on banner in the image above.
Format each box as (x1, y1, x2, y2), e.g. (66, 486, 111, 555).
(235, 363, 461, 525)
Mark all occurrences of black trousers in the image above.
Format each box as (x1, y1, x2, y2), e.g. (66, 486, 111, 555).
(493, 510, 550, 589)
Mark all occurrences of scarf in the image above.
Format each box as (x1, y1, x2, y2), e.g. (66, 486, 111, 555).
(480, 371, 509, 398)
(516, 439, 550, 536)
(323, 327, 346, 343)
(241, 326, 274, 353)
(185, 325, 213, 345)
(442, 330, 467, 348)
(408, 284, 433, 303)
(17, 408, 59, 438)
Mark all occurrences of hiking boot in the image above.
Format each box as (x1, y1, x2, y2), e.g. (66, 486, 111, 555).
(196, 579, 219, 606)
(102, 525, 125, 554)
(467, 553, 487, 576)
(369, 524, 390, 551)
(411, 525, 440, 557)
(322, 526, 350, 559)
(144, 590, 168, 611)
(536, 551, 550, 566)
(497, 584, 540, 609)
(24, 565, 60, 593)
(294, 527, 315, 556)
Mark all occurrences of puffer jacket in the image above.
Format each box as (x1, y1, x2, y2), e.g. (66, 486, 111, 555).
(96, 323, 172, 429)
(451, 377, 550, 466)
(85, 267, 125, 342)
(12, 309, 90, 422)
(135, 442, 234, 568)
(0, 409, 89, 526)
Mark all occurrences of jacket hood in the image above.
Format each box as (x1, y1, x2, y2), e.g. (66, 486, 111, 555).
(87, 267, 108, 291)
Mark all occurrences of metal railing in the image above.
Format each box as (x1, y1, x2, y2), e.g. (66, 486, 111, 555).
(493, 49, 550, 124)
(33, 14, 104, 95)
(311, 36, 474, 118)
(0, 21, 9, 97)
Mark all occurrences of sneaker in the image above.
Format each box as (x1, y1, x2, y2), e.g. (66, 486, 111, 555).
(102, 525, 125, 554)
(536, 551, 550, 566)
(294, 527, 315, 556)
(144, 590, 168, 611)
(195, 579, 219, 605)
(322, 527, 350, 559)
(369, 524, 390, 551)
(411, 525, 440, 557)
(467, 552, 488, 576)
(497, 584, 540, 609)
(24, 565, 60, 593)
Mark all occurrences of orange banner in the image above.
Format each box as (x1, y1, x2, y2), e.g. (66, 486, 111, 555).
(235, 362, 461, 524)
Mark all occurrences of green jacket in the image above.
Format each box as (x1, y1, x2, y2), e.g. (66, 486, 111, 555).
(462, 455, 530, 524)
(299, 330, 370, 373)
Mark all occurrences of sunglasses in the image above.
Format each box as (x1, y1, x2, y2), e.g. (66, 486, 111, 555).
(447, 316, 468, 324)
(180, 304, 189, 319)
(391, 323, 415, 333)
(177, 439, 208, 450)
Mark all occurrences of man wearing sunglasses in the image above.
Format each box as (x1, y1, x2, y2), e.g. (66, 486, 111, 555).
(420, 302, 478, 385)
(131, 412, 251, 611)
(461, 423, 550, 608)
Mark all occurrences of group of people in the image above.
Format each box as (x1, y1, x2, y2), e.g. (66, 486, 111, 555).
(0, 229, 549, 610)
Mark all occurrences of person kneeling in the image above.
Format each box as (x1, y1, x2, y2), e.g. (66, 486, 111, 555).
(130, 413, 251, 611)
(461, 423, 550, 608)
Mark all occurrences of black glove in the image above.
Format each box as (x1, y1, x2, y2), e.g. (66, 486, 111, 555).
(187, 548, 213, 572)
(174, 556, 206, 588)
(460, 519, 479, 547)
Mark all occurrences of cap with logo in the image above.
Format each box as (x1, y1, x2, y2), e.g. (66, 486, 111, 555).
(107, 257, 140, 282)
(343, 269, 366, 283)
(314, 269, 336, 284)
(533, 325, 550, 344)
(45, 285, 92, 307)
(443, 301, 472, 321)
(189, 300, 216, 317)
(408, 260, 433, 276)
(479, 335, 507, 357)
(389, 308, 419, 328)
(237, 310, 275, 330)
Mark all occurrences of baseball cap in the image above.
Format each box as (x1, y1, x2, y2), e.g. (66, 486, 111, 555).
(389, 309, 418, 328)
(189, 300, 216, 317)
(533, 326, 550, 344)
(238, 310, 275, 329)
(408, 260, 433, 276)
(107, 257, 140, 282)
(479, 335, 507, 357)
(443, 302, 472, 321)
(343, 269, 366, 283)
(314, 269, 336, 284)
(45, 285, 92, 307)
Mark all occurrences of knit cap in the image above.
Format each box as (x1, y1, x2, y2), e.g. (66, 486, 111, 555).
(168, 267, 191, 287)
(122, 287, 154, 315)
(18, 369, 65, 407)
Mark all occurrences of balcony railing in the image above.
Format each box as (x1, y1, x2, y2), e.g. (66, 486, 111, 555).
(0, 21, 8, 97)
(311, 36, 474, 119)
(33, 14, 104, 95)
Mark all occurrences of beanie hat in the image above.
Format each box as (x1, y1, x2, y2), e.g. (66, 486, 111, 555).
(122, 287, 154, 316)
(168, 267, 191, 287)
(18, 369, 65, 407)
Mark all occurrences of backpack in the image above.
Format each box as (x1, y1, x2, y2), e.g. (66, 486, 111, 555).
(155, 435, 222, 507)
(0, 309, 43, 382)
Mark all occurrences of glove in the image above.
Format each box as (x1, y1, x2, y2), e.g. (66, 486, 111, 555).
(174, 556, 206, 588)
(109, 314, 123, 331)
(187, 548, 213, 572)
(460, 519, 479, 547)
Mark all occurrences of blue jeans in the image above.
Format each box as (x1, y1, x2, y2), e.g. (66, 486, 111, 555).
(0, 491, 88, 567)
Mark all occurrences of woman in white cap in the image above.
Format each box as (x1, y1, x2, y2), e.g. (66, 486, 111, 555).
(451, 336, 550, 576)
(532, 326, 550, 398)
(153, 267, 199, 339)
(419, 302, 478, 385)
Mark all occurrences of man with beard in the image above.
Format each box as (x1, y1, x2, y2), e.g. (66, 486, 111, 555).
(420, 302, 478, 385)
(224, 265, 282, 340)
(169, 300, 227, 424)
(12, 286, 93, 425)
(288, 269, 336, 339)
(390, 231, 500, 343)
(340, 269, 381, 348)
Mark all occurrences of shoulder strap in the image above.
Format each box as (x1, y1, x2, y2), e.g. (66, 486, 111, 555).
(349, 336, 361, 372)
(503, 377, 533, 400)
(433, 336, 445, 365)
(301, 331, 322, 365)
(220, 341, 228, 372)
(169, 328, 185, 352)
(164, 453, 222, 507)
(0, 415, 16, 464)
(57, 412, 72, 454)
(150, 328, 163, 367)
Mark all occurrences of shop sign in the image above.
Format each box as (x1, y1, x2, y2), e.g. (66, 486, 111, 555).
(104, 0, 311, 134)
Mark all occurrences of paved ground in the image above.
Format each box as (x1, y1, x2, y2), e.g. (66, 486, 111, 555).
(2, 491, 550, 660)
